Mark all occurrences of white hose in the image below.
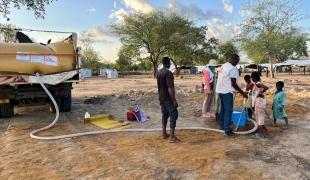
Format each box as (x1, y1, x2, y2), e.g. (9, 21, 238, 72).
(30, 74, 258, 140)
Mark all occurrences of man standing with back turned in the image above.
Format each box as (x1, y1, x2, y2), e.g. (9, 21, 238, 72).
(157, 57, 179, 143)
(216, 54, 248, 136)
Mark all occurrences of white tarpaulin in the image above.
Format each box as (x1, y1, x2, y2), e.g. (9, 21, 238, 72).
(274, 60, 310, 67)
(28, 70, 78, 85)
(158, 64, 176, 73)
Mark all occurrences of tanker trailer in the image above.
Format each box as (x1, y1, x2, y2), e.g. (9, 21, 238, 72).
(0, 32, 80, 118)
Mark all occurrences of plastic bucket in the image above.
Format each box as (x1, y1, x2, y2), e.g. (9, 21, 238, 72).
(232, 111, 247, 127)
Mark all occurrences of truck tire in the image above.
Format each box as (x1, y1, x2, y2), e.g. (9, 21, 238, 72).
(0, 102, 14, 118)
(61, 89, 72, 112)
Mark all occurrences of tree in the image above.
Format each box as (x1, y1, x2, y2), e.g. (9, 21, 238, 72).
(112, 11, 169, 77)
(240, 0, 303, 78)
(243, 36, 268, 64)
(79, 31, 94, 48)
(193, 37, 218, 65)
(115, 45, 139, 72)
(79, 32, 104, 71)
(136, 58, 152, 71)
(243, 30, 308, 64)
(0, 24, 16, 42)
(165, 14, 218, 75)
(112, 11, 218, 77)
(218, 41, 239, 64)
(0, 0, 55, 20)
(80, 47, 102, 71)
(272, 31, 308, 61)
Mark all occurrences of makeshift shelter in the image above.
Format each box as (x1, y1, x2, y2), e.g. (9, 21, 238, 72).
(99, 68, 108, 77)
(157, 63, 176, 73)
(274, 60, 310, 67)
(273, 60, 310, 75)
(80, 69, 92, 79)
(106, 69, 118, 79)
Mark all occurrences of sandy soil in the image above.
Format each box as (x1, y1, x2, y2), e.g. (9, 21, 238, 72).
(0, 74, 309, 180)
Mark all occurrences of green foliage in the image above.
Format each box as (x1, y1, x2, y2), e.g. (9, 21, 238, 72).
(136, 58, 152, 71)
(79, 32, 109, 72)
(0, 0, 55, 20)
(240, 0, 304, 77)
(80, 47, 102, 71)
(115, 45, 140, 72)
(112, 11, 219, 76)
(115, 46, 152, 72)
(112, 11, 167, 76)
(243, 31, 308, 64)
(193, 37, 218, 65)
(0, 23, 16, 42)
(242, 34, 269, 64)
(217, 41, 239, 64)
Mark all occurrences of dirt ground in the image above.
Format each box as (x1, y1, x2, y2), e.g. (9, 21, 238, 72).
(0, 74, 310, 180)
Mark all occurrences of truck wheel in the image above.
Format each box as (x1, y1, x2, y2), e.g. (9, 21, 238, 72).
(0, 102, 14, 118)
(61, 89, 72, 112)
(50, 96, 62, 113)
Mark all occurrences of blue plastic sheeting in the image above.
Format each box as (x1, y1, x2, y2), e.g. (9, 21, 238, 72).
(80, 68, 92, 78)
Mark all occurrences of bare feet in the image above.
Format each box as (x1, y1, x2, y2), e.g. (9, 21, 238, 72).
(162, 133, 170, 139)
(168, 136, 181, 143)
(210, 113, 216, 118)
(202, 113, 210, 118)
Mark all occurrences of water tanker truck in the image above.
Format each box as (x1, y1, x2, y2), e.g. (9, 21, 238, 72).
(0, 32, 80, 118)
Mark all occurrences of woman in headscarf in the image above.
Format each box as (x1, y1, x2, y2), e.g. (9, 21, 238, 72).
(202, 59, 218, 118)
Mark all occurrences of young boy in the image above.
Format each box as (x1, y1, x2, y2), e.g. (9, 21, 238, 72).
(272, 81, 288, 128)
(244, 75, 254, 119)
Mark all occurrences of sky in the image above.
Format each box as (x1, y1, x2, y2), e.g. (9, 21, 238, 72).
(2, 0, 310, 62)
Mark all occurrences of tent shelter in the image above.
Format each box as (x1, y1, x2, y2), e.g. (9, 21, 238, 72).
(80, 69, 92, 79)
(157, 63, 176, 73)
(106, 69, 118, 79)
(99, 68, 108, 77)
(273, 60, 310, 75)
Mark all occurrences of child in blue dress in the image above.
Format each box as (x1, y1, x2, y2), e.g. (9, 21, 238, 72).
(272, 81, 288, 128)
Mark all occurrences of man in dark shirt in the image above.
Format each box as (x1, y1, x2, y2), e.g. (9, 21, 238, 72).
(157, 57, 179, 143)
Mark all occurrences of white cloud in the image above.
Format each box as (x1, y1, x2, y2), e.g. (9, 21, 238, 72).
(87, 25, 116, 38)
(109, 8, 128, 23)
(239, 9, 252, 17)
(86, 7, 96, 13)
(206, 18, 240, 42)
(123, 0, 153, 13)
(222, 0, 233, 14)
(81, 26, 122, 61)
(109, 0, 154, 23)
(168, 0, 222, 20)
(82, 25, 119, 44)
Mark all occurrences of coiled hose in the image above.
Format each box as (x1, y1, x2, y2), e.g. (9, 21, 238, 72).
(30, 73, 258, 140)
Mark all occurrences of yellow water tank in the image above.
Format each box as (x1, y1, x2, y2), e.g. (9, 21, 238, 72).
(0, 37, 77, 75)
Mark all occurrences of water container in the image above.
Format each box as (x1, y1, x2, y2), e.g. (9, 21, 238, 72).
(232, 111, 247, 127)
(0, 35, 77, 75)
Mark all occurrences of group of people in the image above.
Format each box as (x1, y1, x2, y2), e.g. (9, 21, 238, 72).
(157, 55, 288, 143)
